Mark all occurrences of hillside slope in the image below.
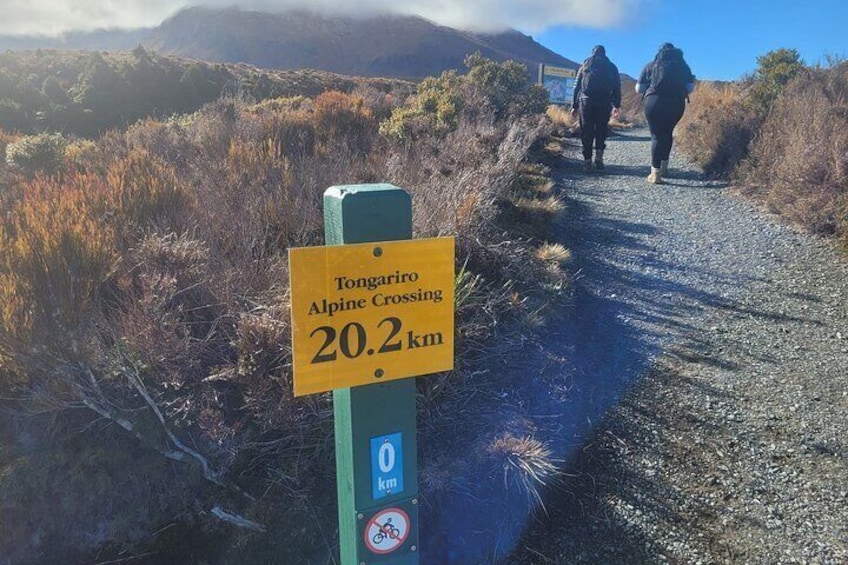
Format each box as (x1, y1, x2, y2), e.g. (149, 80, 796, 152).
(0, 7, 577, 79)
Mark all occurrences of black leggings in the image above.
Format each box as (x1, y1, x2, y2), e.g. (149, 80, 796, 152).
(578, 97, 612, 160)
(644, 94, 686, 168)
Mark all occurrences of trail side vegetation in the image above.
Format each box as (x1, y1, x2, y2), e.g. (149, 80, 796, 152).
(0, 46, 409, 138)
(678, 48, 848, 247)
(0, 52, 569, 563)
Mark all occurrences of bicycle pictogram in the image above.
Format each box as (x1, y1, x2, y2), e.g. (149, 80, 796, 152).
(372, 516, 401, 544)
(363, 507, 410, 554)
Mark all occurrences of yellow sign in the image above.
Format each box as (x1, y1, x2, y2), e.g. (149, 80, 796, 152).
(289, 237, 455, 396)
(544, 65, 576, 79)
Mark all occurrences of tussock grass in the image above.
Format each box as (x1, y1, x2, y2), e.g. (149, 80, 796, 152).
(518, 162, 550, 176)
(515, 173, 556, 195)
(0, 57, 572, 562)
(486, 433, 559, 506)
(546, 104, 577, 133)
(536, 243, 572, 264)
(515, 195, 566, 215)
(498, 195, 565, 242)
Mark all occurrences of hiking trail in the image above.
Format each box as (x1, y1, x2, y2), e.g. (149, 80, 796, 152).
(512, 127, 848, 564)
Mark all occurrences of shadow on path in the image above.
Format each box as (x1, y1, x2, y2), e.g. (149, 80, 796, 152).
(503, 137, 822, 563)
(425, 131, 823, 564)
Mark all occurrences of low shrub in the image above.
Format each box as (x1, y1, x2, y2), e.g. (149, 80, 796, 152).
(0, 172, 116, 358)
(679, 51, 847, 247)
(5, 132, 68, 177)
(677, 82, 760, 177)
(738, 63, 848, 242)
(379, 71, 465, 140)
(465, 52, 549, 117)
(0, 55, 569, 564)
(312, 90, 375, 155)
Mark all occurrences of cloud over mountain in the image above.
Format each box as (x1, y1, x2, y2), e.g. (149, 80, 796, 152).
(3, 0, 639, 36)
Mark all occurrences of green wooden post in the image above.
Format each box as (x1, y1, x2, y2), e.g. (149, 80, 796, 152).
(324, 184, 420, 565)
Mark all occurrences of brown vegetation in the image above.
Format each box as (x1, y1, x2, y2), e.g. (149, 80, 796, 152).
(0, 48, 410, 137)
(678, 51, 847, 247)
(737, 64, 848, 243)
(0, 58, 568, 562)
(677, 81, 760, 176)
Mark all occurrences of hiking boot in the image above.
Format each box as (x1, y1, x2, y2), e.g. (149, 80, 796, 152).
(594, 150, 605, 171)
(647, 166, 664, 184)
(660, 160, 669, 177)
(583, 159, 593, 172)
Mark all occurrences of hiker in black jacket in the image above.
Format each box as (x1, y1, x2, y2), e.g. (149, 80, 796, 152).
(636, 43, 695, 184)
(571, 45, 622, 172)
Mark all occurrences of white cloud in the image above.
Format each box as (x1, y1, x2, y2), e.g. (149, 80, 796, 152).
(0, 0, 640, 36)
(0, 0, 180, 35)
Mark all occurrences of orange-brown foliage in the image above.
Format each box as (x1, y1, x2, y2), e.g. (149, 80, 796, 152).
(738, 65, 848, 242)
(103, 149, 191, 238)
(312, 90, 375, 155)
(1, 61, 562, 562)
(0, 173, 116, 351)
(677, 82, 760, 177)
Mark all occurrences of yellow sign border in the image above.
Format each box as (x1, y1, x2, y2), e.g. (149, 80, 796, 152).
(289, 237, 455, 396)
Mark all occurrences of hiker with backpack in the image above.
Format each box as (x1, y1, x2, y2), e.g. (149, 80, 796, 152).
(636, 43, 695, 184)
(571, 45, 622, 172)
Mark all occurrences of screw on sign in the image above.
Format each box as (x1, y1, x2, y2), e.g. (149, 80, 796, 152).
(363, 507, 410, 555)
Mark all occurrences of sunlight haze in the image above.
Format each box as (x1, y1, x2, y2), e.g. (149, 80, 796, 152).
(0, 0, 637, 36)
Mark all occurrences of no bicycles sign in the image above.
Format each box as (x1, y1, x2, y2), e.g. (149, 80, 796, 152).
(363, 507, 411, 555)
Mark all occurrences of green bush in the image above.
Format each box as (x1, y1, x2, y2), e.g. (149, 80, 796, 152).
(745, 48, 806, 112)
(464, 52, 548, 116)
(380, 70, 465, 139)
(5, 132, 67, 176)
(380, 55, 546, 140)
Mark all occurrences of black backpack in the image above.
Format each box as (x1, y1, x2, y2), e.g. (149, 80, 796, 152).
(581, 56, 612, 97)
(650, 55, 689, 97)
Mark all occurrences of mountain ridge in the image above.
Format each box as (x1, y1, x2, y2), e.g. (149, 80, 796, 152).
(0, 7, 577, 79)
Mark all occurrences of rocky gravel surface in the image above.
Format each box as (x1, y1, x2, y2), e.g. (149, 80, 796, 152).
(512, 129, 848, 564)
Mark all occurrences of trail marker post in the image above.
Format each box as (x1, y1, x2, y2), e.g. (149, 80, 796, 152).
(288, 184, 455, 564)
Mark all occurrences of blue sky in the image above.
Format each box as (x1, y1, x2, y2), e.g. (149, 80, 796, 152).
(535, 0, 848, 81)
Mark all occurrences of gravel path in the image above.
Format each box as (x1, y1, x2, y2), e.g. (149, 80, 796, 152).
(512, 128, 848, 564)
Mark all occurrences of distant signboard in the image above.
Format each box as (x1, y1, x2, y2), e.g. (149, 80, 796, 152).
(539, 64, 577, 106)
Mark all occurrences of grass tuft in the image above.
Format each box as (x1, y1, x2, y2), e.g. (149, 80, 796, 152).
(535, 243, 572, 264)
(486, 433, 559, 506)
